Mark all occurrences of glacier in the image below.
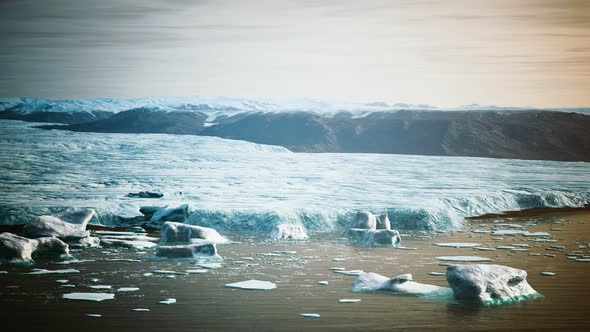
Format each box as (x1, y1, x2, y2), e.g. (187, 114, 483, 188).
(0, 120, 589, 232)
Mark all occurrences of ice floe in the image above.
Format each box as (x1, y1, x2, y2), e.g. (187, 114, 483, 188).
(25, 268, 80, 275)
(117, 287, 140, 292)
(433, 243, 480, 248)
(338, 299, 361, 303)
(60, 293, 115, 301)
(225, 280, 277, 290)
(158, 298, 176, 304)
(435, 256, 494, 262)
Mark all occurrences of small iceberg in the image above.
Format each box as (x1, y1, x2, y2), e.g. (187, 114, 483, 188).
(301, 313, 320, 318)
(225, 280, 277, 290)
(117, 287, 140, 292)
(338, 299, 361, 303)
(60, 293, 115, 302)
(89, 285, 112, 290)
(333, 270, 364, 276)
(435, 256, 494, 262)
(158, 298, 176, 305)
(131, 308, 150, 312)
(85, 314, 102, 318)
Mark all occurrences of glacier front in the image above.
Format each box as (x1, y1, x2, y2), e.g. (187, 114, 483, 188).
(0, 120, 589, 232)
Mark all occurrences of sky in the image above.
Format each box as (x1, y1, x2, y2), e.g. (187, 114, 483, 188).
(0, 0, 589, 108)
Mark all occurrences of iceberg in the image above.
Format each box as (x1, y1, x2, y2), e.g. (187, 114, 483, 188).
(352, 272, 451, 297)
(156, 241, 220, 259)
(23, 209, 94, 240)
(268, 224, 309, 241)
(1, 233, 69, 264)
(446, 264, 540, 305)
(347, 229, 401, 246)
(160, 222, 228, 244)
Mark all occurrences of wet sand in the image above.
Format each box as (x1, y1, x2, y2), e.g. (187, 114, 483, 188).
(1, 210, 590, 331)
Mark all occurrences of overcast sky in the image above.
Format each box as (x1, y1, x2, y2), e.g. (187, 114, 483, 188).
(0, 0, 589, 107)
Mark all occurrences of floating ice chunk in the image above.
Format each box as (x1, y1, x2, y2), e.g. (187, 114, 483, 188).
(473, 247, 497, 251)
(128, 190, 163, 198)
(529, 253, 541, 256)
(318, 281, 329, 285)
(85, 314, 102, 318)
(268, 224, 309, 241)
(491, 230, 528, 236)
(23, 210, 95, 240)
(196, 263, 223, 269)
(472, 229, 491, 234)
(330, 267, 345, 271)
(143, 273, 153, 277)
(158, 298, 176, 304)
(523, 232, 550, 237)
(446, 264, 540, 305)
(25, 268, 80, 275)
(352, 272, 450, 297)
(348, 229, 401, 247)
(100, 238, 157, 249)
(338, 299, 361, 303)
(105, 258, 141, 262)
(55, 279, 68, 283)
(540, 272, 555, 276)
(512, 244, 530, 247)
(90, 278, 100, 282)
(496, 246, 516, 250)
(428, 272, 445, 276)
(117, 287, 139, 292)
(511, 248, 529, 252)
(165, 275, 176, 279)
(67, 236, 101, 249)
(225, 280, 277, 290)
(186, 269, 208, 274)
(334, 270, 364, 276)
(89, 285, 112, 290)
(301, 313, 320, 318)
(0, 271, 7, 274)
(544, 254, 556, 257)
(131, 308, 150, 312)
(347, 211, 377, 230)
(433, 243, 481, 248)
(333, 258, 346, 262)
(61, 284, 75, 288)
(149, 205, 190, 225)
(575, 258, 590, 262)
(394, 247, 417, 250)
(1, 232, 69, 264)
(54, 259, 95, 265)
(153, 270, 188, 275)
(156, 241, 220, 260)
(435, 256, 494, 262)
(60, 293, 115, 301)
(160, 222, 228, 244)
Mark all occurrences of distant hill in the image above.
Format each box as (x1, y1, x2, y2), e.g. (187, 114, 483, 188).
(31, 107, 590, 162)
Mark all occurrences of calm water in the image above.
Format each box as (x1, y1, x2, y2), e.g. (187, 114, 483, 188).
(1, 211, 589, 331)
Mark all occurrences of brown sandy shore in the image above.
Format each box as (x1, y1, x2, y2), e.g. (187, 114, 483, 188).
(1, 208, 590, 331)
